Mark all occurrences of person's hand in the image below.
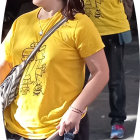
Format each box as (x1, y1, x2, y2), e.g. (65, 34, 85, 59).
(56, 107, 82, 136)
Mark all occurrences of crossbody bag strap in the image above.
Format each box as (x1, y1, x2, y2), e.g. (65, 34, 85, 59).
(25, 17, 68, 64)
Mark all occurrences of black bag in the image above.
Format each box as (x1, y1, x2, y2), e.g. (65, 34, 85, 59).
(0, 17, 67, 112)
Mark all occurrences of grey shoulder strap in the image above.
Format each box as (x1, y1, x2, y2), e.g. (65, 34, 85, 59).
(25, 17, 68, 64)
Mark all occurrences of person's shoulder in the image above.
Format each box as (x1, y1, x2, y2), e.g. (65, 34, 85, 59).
(17, 7, 40, 21)
(74, 13, 95, 27)
(75, 13, 90, 21)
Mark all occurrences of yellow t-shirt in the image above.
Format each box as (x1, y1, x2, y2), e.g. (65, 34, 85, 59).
(84, 0, 130, 35)
(2, 8, 104, 139)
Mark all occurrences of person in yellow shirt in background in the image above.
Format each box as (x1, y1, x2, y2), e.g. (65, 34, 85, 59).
(84, 0, 133, 139)
(0, 0, 109, 140)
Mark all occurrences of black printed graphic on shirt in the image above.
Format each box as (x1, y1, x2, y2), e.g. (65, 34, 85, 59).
(94, 0, 104, 18)
(84, 0, 104, 18)
(84, 0, 94, 17)
(20, 42, 46, 96)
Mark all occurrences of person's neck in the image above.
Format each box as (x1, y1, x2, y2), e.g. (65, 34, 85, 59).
(38, 2, 63, 20)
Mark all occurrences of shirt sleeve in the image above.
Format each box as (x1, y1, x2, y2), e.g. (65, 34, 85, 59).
(74, 15, 105, 58)
(0, 19, 17, 63)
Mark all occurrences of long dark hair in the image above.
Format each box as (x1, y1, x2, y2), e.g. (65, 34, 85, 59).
(61, 0, 85, 20)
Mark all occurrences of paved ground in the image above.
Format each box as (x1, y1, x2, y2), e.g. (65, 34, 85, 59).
(88, 26, 139, 140)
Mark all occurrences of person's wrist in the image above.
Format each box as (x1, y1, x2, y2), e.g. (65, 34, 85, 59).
(69, 106, 84, 115)
(70, 109, 83, 115)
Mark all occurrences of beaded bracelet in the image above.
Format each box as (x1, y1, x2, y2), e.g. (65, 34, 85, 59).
(69, 106, 83, 114)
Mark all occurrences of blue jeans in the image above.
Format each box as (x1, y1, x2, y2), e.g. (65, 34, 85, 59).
(102, 34, 126, 125)
(85, 34, 126, 126)
(6, 114, 89, 140)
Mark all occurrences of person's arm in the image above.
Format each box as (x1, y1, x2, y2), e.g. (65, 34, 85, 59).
(0, 60, 13, 84)
(0, 20, 16, 84)
(71, 49, 109, 111)
(56, 48, 109, 136)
